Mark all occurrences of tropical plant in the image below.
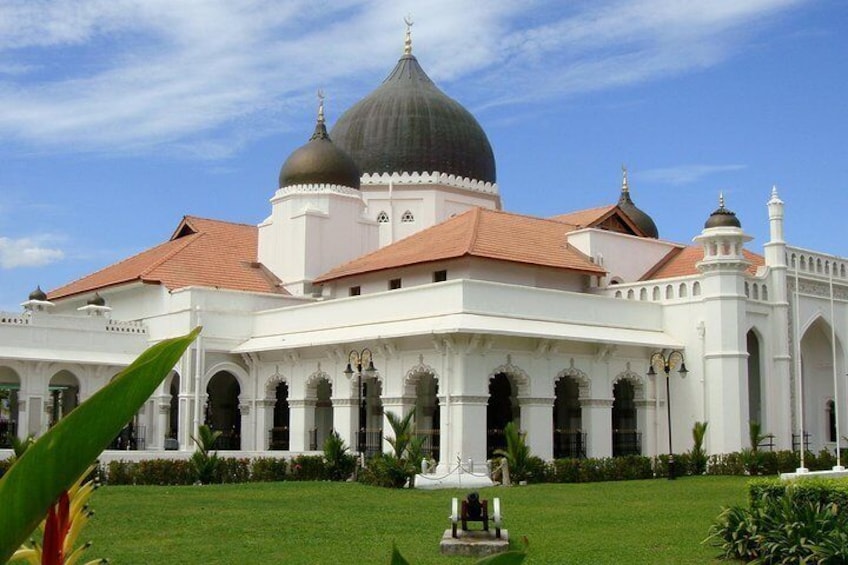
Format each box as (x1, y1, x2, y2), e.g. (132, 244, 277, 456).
(323, 430, 355, 481)
(382, 409, 426, 486)
(690, 421, 708, 475)
(0, 328, 199, 564)
(190, 424, 222, 484)
(494, 421, 531, 483)
(12, 464, 104, 565)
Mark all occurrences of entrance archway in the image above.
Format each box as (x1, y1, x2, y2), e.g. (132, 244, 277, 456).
(612, 379, 639, 456)
(205, 371, 241, 450)
(48, 370, 80, 427)
(554, 376, 584, 458)
(487, 372, 518, 458)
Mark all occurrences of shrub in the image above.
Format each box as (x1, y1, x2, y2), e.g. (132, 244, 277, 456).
(706, 479, 848, 563)
(289, 455, 326, 481)
(190, 425, 222, 484)
(357, 453, 409, 488)
(136, 459, 193, 485)
(689, 421, 708, 475)
(706, 452, 745, 475)
(523, 456, 550, 484)
(323, 431, 356, 482)
(251, 457, 287, 482)
(214, 457, 251, 484)
(550, 458, 580, 483)
(105, 460, 138, 485)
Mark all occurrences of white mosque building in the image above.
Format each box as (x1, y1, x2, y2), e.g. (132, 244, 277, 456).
(1, 30, 846, 473)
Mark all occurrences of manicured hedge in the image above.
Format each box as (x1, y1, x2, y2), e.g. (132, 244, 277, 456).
(103, 456, 287, 485)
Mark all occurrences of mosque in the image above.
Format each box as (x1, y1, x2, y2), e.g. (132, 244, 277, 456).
(1, 28, 846, 473)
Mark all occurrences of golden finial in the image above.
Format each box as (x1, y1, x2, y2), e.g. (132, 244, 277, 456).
(621, 164, 629, 194)
(403, 15, 414, 55)
(317, 89, 325, 124)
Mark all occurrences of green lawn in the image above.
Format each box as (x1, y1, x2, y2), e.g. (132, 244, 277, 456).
(76, 476, 749, 564)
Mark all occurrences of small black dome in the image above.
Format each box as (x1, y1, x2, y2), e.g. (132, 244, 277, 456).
(704, 195, 742, 229)
(617, 168, 658, 238)
(279, 120, 361, 190)
(28, 286, 47, 301)
(330, 53, 496, 184)
(87, 292, 106, 306)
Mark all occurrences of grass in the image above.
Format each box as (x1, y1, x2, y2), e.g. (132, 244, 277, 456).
(75, 476, 748, 564)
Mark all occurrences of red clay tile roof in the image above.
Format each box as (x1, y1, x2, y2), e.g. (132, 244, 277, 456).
(314, 207, 605, 283)
(550, 205, 616, 227)
(49, 216, 287, 300)
(550, 204, 646, 236)
(642, 245, 765, 281)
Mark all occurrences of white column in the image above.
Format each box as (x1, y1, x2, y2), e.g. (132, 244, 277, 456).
(519, 397, 554, 460)
(155, 398, 170, 450)
(583, 399, 613, 458)
(290, 399, 313, 452)
(239, 403, 252, 451)
(254, 399, 275, 451)
(447, 395, 488, 473)
(332, 397, 357, 454)
(636, 398, 656, 457)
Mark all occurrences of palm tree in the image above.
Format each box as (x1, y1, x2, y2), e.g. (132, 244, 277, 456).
(494, 421, 531, 483)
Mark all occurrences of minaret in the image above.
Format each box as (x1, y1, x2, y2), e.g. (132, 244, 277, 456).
(763, 186, 792, 449)
(694, 194, 753, 454)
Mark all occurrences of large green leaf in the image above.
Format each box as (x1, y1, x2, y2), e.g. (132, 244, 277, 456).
(0, 328, 200, 561)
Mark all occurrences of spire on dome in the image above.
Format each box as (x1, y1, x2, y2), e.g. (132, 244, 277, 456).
(621, 164, 629, 195)
(310, 90, 330, 141)
(615, 165, 659, 238)
(403, 15, 413, 55)
(704, 191, 742, 229)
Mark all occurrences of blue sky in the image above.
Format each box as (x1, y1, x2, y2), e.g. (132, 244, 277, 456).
(0, 0, 845, 311)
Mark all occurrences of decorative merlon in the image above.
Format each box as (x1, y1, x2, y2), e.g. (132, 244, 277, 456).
(274, 184, 363, 198)
(360, 171, 499, 195)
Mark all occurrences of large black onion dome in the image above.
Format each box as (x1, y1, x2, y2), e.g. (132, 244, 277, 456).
(704, 194, 742, 229)
(617, 168, 658, 238)
(279, 117, 361, 190)
(330, 53, 496, 184)
(28, 286, 47, 301)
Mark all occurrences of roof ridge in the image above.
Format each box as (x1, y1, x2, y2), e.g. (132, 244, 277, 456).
(464, 207, 483, 252)
(640, 247, 685, 281)
(140, 232, 201, 278)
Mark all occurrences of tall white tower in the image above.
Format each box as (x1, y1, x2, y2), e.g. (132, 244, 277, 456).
(694, 194, 753, 453)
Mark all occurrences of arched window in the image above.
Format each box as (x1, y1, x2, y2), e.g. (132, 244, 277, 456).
(376, 211, 389, 223)
(752, 284, 759, 300)
(652, 286, 660, 301)
(665, 285, 674, 299)
(627, 289, 635, 300)
(678, 283, 688, 298)
(615, 290, 623, 299)
(762, 285, 768, 301)
(401, 210, 415, 223)
(639, 288, 647, 301)
(692, 281, 701, 296)
(745, 282, 750, 298)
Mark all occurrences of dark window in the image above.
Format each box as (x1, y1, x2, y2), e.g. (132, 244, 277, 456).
(433, 270, 447, 282)
(389, 278, 402, 290)
(349, 286, 361, 296)
(376, 211, 389, 223)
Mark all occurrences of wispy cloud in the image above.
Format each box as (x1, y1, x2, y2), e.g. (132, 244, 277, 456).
(638, 164, 747, 185)
(0, 235, 65, 268)
(0, 0, 807, 156)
